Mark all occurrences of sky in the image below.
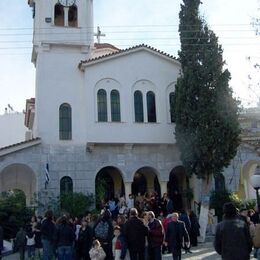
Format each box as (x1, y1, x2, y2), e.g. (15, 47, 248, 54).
(0, 0, 259, 114)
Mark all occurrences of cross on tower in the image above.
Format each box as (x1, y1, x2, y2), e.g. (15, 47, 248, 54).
(94, 26, 106, 43)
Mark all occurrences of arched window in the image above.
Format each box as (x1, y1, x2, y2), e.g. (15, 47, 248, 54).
(147, 91, 156, 122)
(60, 176, 73, 194)
(111, 90, 121, 122)
(97, 89, 107, 122)
(134, 90, 144, 122)
(68, 5, 78, 27)
(59, 103, 72, 140)
(54, 3, 64, 26)
(169, 92, 175, 123)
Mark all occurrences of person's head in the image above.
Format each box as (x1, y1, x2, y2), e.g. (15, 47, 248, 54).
(223, 202, 237, 218)
(249, 209, 255, 216)
(148, 211, 155, 221)
(102, 209, 112, 221)
(172, 212, 179, 222)
(130, 208, 138, 217)
(60, 215, 68, 225)
(113, 225, 121, 237)
(117, 214, 126, 225)
(142, 211, 149, 221)
(129, 194, 132, 199)
(92, 239, 101, 248)
(45, 210, 53, 220)
(81, 218, 88, 228)
(37, 216, 43, 223)
(31, 216, 37, 222)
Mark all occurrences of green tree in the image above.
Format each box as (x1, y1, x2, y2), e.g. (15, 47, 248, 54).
(60, 192, 94, 216)
(0, 190, 34, 239)
(173, 0, 240, 181)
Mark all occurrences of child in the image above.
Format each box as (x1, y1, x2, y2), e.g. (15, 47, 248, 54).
(26, 227, 36, 260)
(112, 226, 128, 260)
(89, 240, 106, 260)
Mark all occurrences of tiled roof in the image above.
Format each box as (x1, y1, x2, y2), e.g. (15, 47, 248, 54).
(0, 137, 41, 152)
(79, 43, 179, 69)
(94, 43, 120, 51)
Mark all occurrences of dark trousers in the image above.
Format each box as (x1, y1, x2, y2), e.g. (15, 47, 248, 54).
(129, 249, 145, 260)
(101, 242, 113, 260)
(148, 246, 162, 260)
(172, 249, 181, 260)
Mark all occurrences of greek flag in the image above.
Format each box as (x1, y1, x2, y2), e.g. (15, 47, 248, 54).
(45, 163, 50, 189)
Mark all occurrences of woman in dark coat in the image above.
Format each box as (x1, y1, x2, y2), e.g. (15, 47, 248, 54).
(76, 218, 93, 260)
(189, 211, 200, 247)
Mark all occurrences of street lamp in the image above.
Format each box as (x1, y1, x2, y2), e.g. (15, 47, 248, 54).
(250, 165, 260, 212)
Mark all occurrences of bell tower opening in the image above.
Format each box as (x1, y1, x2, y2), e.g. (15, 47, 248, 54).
(54, 3, 65, 26)
(68, 5, 78, 27)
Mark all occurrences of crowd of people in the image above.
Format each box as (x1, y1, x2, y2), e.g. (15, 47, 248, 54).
(9, 192, 201, 260)
(3, 192, 260, 260)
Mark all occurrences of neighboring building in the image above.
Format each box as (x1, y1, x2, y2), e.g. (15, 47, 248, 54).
(0, 112, 27, 148)
(0, 0, 191, 209)
(223, 107, 260, 201)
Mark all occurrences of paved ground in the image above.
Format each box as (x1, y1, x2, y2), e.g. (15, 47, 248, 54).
(2, 242, 254, 260)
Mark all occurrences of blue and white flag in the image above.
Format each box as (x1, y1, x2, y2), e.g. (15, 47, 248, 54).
(45, 163, 50, 189)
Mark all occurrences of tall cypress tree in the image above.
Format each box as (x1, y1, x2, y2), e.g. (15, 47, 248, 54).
(173, 0, 240, 180)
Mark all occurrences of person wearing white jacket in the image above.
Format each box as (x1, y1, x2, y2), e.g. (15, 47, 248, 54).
(89, 240, 106, 260)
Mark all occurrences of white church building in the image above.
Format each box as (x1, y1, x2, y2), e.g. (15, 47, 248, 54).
(0, 0, 194, 210)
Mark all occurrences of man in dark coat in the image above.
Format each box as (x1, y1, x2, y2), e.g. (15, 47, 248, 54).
(165, 212, 189, 260)
(124, 208, 148, 260)
(55, 215, 75, 259)
(41, 210, 56, 260)
(214, 202, 252, 260)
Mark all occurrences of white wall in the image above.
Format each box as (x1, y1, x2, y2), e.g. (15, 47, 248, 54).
(84, 50, 180, 144)
(36, 47, 180, 144)
(0, 113, 27, 148)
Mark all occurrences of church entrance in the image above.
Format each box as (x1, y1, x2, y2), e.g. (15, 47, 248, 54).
(95, 166, 124, 208)
(167, 166, 187, 211)
(0, 163, 36, 206)
(132, 167, 161, 197)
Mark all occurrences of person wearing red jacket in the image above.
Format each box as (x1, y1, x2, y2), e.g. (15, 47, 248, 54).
(147, 211, 164, 260)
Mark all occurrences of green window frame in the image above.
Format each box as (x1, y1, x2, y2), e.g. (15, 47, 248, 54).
(97, 89, 108, 122)
(147, 91, 156, 122)
(111, 89, 121, 122)
(134, 90, 144, 122)
(59, 103, 72, 140)
(169, 92, 175, 123)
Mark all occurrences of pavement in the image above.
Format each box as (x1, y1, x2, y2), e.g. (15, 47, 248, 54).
(1, 242, 254, 260)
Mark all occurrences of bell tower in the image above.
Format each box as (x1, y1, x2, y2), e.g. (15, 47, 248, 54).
(27, 0, 94, 143)
(28, 0, 94, 63)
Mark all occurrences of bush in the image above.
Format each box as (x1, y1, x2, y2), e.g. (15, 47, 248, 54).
(60, 192, 94, 217)
(210, 190, 242, 221)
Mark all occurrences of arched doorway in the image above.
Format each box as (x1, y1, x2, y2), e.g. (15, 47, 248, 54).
(95, 166, 125, 207)
(240, 160, 259, 200)
(0, 163, 36, 205)
(167, 166, 187, 211)
(132, 167, 161, 197)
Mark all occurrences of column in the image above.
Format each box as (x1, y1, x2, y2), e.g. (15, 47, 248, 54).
(124, 181, 132, 199)
(160, 181, 168, 195)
